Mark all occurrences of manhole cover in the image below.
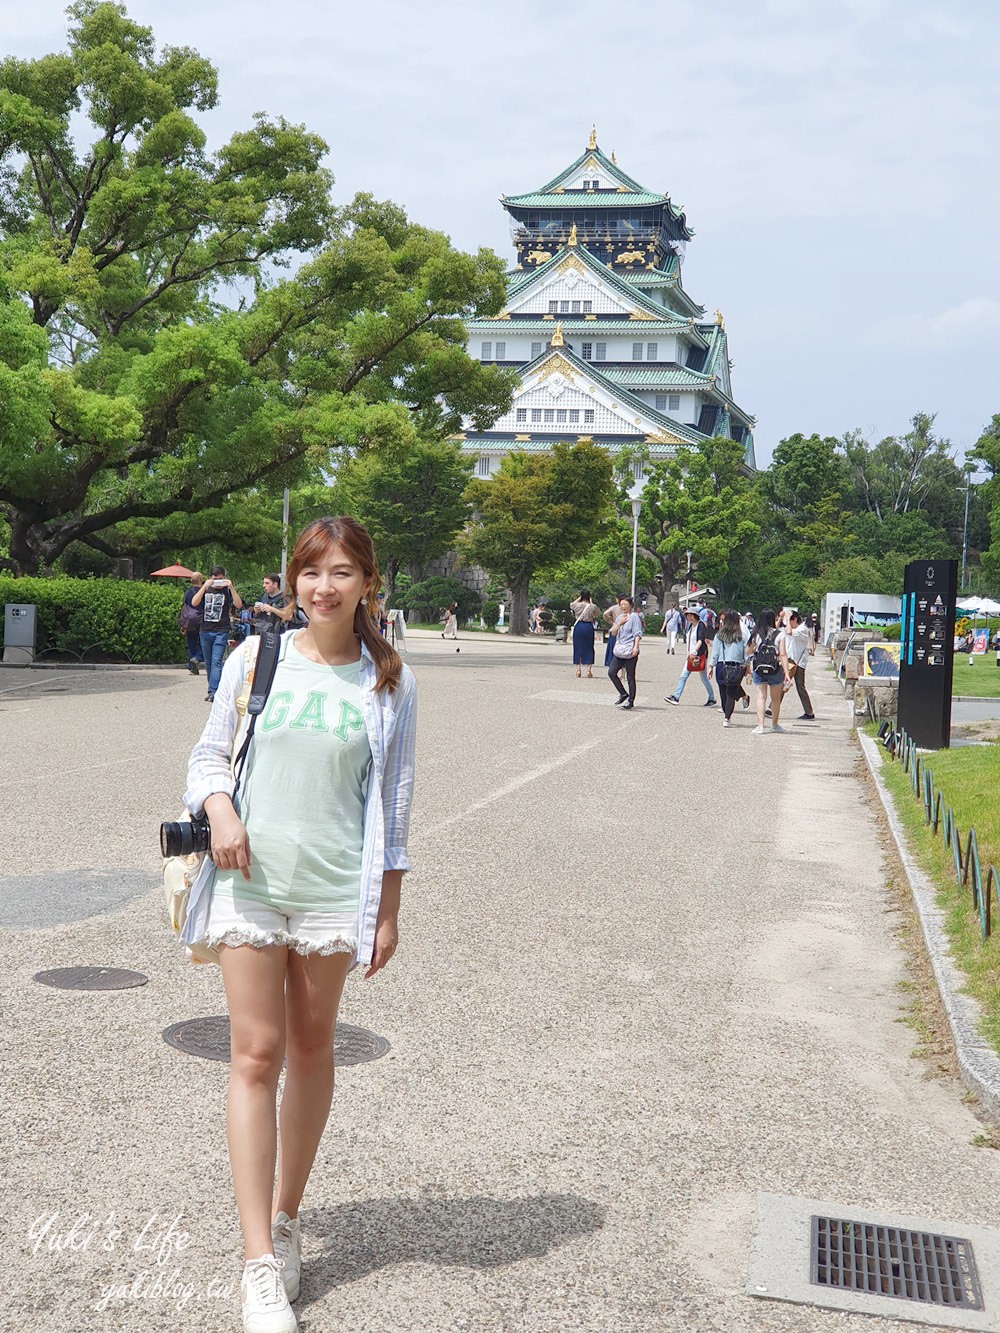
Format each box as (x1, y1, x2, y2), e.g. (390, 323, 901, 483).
(163, 1016, 390, 1066)
(812, 1216, 984, 1310)
(34, 966, 149, 991)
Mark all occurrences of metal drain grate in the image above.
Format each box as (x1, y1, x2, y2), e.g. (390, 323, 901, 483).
(163, 1015, 390, 1066)
(811, 1216, 984, 1310)
(34, 966, 148, 991)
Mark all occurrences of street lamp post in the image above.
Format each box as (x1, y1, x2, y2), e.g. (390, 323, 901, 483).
(961, 464, 975, 593)
(629, 489, 642, 600)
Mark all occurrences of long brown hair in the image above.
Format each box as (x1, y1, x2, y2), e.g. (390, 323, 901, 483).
(284, 515, 403, 693)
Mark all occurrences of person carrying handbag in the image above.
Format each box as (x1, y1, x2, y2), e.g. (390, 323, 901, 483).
(708, 608, 748, 727)
(665, 607, 716, 707)
(780, 610, 816, 719)
(608, 595, 643, 709)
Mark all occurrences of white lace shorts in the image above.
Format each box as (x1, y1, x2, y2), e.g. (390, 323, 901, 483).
(204, 889, 358, 958)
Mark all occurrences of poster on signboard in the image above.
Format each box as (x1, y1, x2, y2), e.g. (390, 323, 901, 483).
(973, 629, 988, 654)
(865, 642, 901, 677)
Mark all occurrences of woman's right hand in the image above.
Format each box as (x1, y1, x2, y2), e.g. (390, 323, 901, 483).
(204, 794, 252, 880)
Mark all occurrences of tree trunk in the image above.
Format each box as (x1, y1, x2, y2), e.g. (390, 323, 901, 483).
(509, 574, 530, 636)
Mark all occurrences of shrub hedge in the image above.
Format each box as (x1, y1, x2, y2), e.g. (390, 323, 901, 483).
(0, 576, 189, 663)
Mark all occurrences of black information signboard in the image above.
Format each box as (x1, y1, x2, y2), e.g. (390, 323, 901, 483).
(897, 558, 957, 750)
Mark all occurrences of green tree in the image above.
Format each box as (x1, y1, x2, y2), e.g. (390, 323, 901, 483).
(840, 414, 964, 533)
(332, 438, 473, 598)
(462, 439, 614, 634)
(0, 2, 512, 573)
(970, 414, 1000, 586)
(636, 436, 760, 607)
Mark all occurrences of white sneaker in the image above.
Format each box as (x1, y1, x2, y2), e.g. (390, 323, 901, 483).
(771, 724, 785, 733)
(752, 725, 767, 735)
(271, 1212, 301, 1302)
(722, 718, 731, 728)
(241, 1255, 297, 1333)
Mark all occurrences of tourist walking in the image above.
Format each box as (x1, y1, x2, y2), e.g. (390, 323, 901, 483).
(603, 597, 621, 666)
(442, 600, 459, 640)
(608, 595, 643, 709)
(192, 566, 243, 703)
(748, 607, 791, 734)
(660, 605, 682, 654)
(569, 589, 601, 678)
(179, 571, 204, 675)
(665, 607, 716, 706)
(252, 573, 294, 635)
(708, 608, 748, 727)
(780, 609, 816, 719)
(180, 516, 417, 1333)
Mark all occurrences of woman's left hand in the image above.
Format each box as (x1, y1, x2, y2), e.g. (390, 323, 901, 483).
(365, 914, 398, 978)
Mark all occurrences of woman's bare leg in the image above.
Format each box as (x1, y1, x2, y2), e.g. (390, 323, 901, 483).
(756, 681, 768, 727)
(274, 950, 353, 1219)
(219, 943, 288, 1260)
(770, 682, 785, 725)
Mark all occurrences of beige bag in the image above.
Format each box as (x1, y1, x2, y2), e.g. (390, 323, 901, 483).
(163, 831, 219, 965)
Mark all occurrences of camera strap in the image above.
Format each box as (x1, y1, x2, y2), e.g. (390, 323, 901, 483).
(232, 631, 283, 790)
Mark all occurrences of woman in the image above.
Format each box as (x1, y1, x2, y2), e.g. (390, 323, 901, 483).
(708, 608, 747, 728)
(664, 607, 716, 707)
(181, 516, 416, 1333)
(748, 606, 791, 734)
(608, 594, 644, 709)
(441, 600, 459, 640)
(569, 588, 601, 677)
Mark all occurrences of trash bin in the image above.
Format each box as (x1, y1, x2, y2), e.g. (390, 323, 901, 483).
(4, 603, 37, 664)
(554, 625, 568, 643)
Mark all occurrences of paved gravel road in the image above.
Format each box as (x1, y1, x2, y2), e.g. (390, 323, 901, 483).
(2, 633, 998, 1332)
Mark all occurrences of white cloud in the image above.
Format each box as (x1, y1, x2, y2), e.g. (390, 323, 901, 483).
(864, 297, 1000, 349)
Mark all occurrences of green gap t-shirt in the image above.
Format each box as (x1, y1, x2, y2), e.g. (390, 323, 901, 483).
(214, 636, 372, 913)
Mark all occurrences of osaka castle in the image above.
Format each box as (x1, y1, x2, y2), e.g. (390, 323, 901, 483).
(460, 130, 756, 478)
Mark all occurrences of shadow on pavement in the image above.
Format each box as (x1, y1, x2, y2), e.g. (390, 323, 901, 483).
(302, 1192, 606, 1293)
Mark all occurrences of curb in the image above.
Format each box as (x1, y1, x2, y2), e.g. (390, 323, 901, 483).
(0, 661, 183, 671)
(857, 729, 1000, 1123)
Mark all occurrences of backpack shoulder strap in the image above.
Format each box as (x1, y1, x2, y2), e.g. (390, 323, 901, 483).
(232, 632, 283, 788)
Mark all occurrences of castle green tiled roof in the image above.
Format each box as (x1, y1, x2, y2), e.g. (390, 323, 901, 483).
(600, 368, 709, 387)
(503, 142, 693, 238)
(466, 319, 704, 337)
(505, 192, 668, 209)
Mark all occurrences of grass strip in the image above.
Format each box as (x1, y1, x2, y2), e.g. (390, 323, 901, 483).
(877, 744, 1000, 1054)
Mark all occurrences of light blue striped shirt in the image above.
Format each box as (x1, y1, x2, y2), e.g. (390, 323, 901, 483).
(612, 611, 644, 658)
(181, 633, 416, 969)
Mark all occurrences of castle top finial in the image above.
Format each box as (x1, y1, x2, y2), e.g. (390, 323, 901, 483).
(611, 149, 617, 164)
(714, 309, 725, 328)
(551, 321, 565, 347)
(587, 125, 597, 151)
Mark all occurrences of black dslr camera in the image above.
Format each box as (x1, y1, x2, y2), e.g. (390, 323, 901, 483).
(160, 813, 211, 858)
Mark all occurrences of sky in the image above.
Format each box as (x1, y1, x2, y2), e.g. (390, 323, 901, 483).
(7, 0, 1000, 468)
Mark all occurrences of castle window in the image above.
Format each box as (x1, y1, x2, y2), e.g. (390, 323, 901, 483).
(632, 343, 643, 361)
(477, 456, 491, 477)
(556, 409, 567, 423)
(495, 341, 506, 360)
(560, 301, 570, 313)
(594, 343, 606, 360)
(583, 409, 595, 423)
(548, 300, 559, 314)
(568, 409, 580, 423)
(646, 343, 658, 360)
(480, 342, 491, 359)
(582, 301, 592, 313)
(581, 343, 593, 360)
(516, 408, 527, 423)
(655, 395, 667, 412)
(543, 409, 554, 423)
(531, 409, 542, 422)
(531, 342, 543, 358)
(669, 393, 680, 412)
(571, 300, 581, 313)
